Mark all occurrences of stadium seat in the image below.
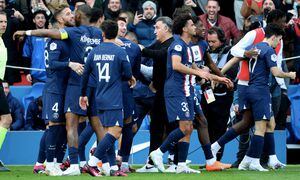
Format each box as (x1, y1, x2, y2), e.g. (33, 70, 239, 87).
(22, 82, 45, 116)
(10, 86, 32, 108)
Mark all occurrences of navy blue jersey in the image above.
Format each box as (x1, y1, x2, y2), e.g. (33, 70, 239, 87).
(189, 40, 208, 94)
(164, 37, 193, 97)
(119, 37, 141, 93)
(189, 40, 208, 68)
(247, 42, 277, 88)
(81, 42, 132, 110)
(44, 39, 70, 94)
(60, 25, 102, 86)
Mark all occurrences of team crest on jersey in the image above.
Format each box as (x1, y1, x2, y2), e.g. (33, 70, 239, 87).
(174, 45, 182, 52)
(271, 54, 277, 62)
(50, 42, 57, 51)
(53, 112, 59, 120)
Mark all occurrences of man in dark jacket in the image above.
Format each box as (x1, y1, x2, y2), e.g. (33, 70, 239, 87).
(2, 81, 24, 130)
(127, 0, 157, 46)
(24, 96, 45, 131)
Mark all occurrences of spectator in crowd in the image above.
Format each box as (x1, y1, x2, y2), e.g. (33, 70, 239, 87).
(104, 0, 122, 20)
(234, 0, 244, 30)
(1, 0, 23, 84)
(31, 0, 52, 17)
(74, 0, 86, 10)
(43, 0, 70, 14)
(199, 0, 241, 44)
(2, 81, 24, 131)
(85, 0, 103, 9)
(24, 96, 45, 131)
(128, 0, 157, 46)
(22, 10, 48, 84)
(200, 26, 237, 161)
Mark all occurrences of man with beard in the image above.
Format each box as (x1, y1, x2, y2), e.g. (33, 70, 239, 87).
(128, 0, 157, 46)
(199, 0, 241, 44)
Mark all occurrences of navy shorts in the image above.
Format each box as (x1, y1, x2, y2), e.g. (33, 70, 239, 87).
(98, 109, 124, 127)
(64, 84, 87, 116)
(122, 90, 134, 120)
(165, 96, 194, 123)
(193, 93, 204, 116)
(237, 84, 250, 112)
(86, 87, 97, 117)
(42, 92, 66, 123)
(247, 88, 272, 121)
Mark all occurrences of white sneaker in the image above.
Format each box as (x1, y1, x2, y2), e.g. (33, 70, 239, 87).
(150, 149, 165, 172)
(268, 160, 286, 170)
(45, 165, 63, 176)
(100, 162, 111, 176)
(186, 159, 192, 165)
(176, 164, 200, 174)
(136, 164, 159, 173)
(238, 156, 252, 171)
(62, 164, 81, 176)
(165, 164, 177, 173)
(249, 163, 269, 172)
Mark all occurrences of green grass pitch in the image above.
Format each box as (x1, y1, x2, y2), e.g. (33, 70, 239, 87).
(0, 165, 300, 180)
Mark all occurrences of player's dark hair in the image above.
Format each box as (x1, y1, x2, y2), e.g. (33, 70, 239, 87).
(207, 26, 226, 43)
(117, 17, 126, 23)
(266, 9, 286, 24)
(264, 23, 285, 38)
(77, 4, 92, 19)
(101, 20, 118, 39)
(172, 6, 192, 19)
(172, 13, 192, 35)
(37, 96, 43, 107)
(90, 8, 104, 23)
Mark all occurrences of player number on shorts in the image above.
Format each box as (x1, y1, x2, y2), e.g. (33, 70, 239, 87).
(52, 102, 59, 113)
(181, 102, 189, 112)
(96, 63, 111, 82)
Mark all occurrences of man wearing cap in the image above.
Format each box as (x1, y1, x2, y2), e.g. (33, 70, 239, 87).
(128, 0, 157, 46)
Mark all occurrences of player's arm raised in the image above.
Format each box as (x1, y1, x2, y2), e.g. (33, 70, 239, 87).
(13, 29, 64, 40)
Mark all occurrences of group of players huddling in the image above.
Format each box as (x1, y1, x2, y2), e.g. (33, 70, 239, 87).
(11, 2, 294, 177)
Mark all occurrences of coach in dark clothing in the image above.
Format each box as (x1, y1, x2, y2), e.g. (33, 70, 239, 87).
(140, 16, 174, 155)
(24, 96, 45, 131)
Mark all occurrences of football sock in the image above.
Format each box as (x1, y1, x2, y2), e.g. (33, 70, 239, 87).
(119, 122, 133, 162)
(246, 135, 264, 158)
(263, 132, 275, 156)
(107, 145, 117, 166)
(94, 133, 117, 160)
(177, 142, 189, 163)
(55, 125, 67, 163)
(78, 124, 94, 162)
(68, 147, 79, 164)
(37, 129, 48, 163)
(217, 128, 238, 146)
(202, 143, 214, 161)
(78, 121, 86, 135)
(46, 125, 60, 163)
(0, 126, 8, 149)
(160, 128, 185, 153)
